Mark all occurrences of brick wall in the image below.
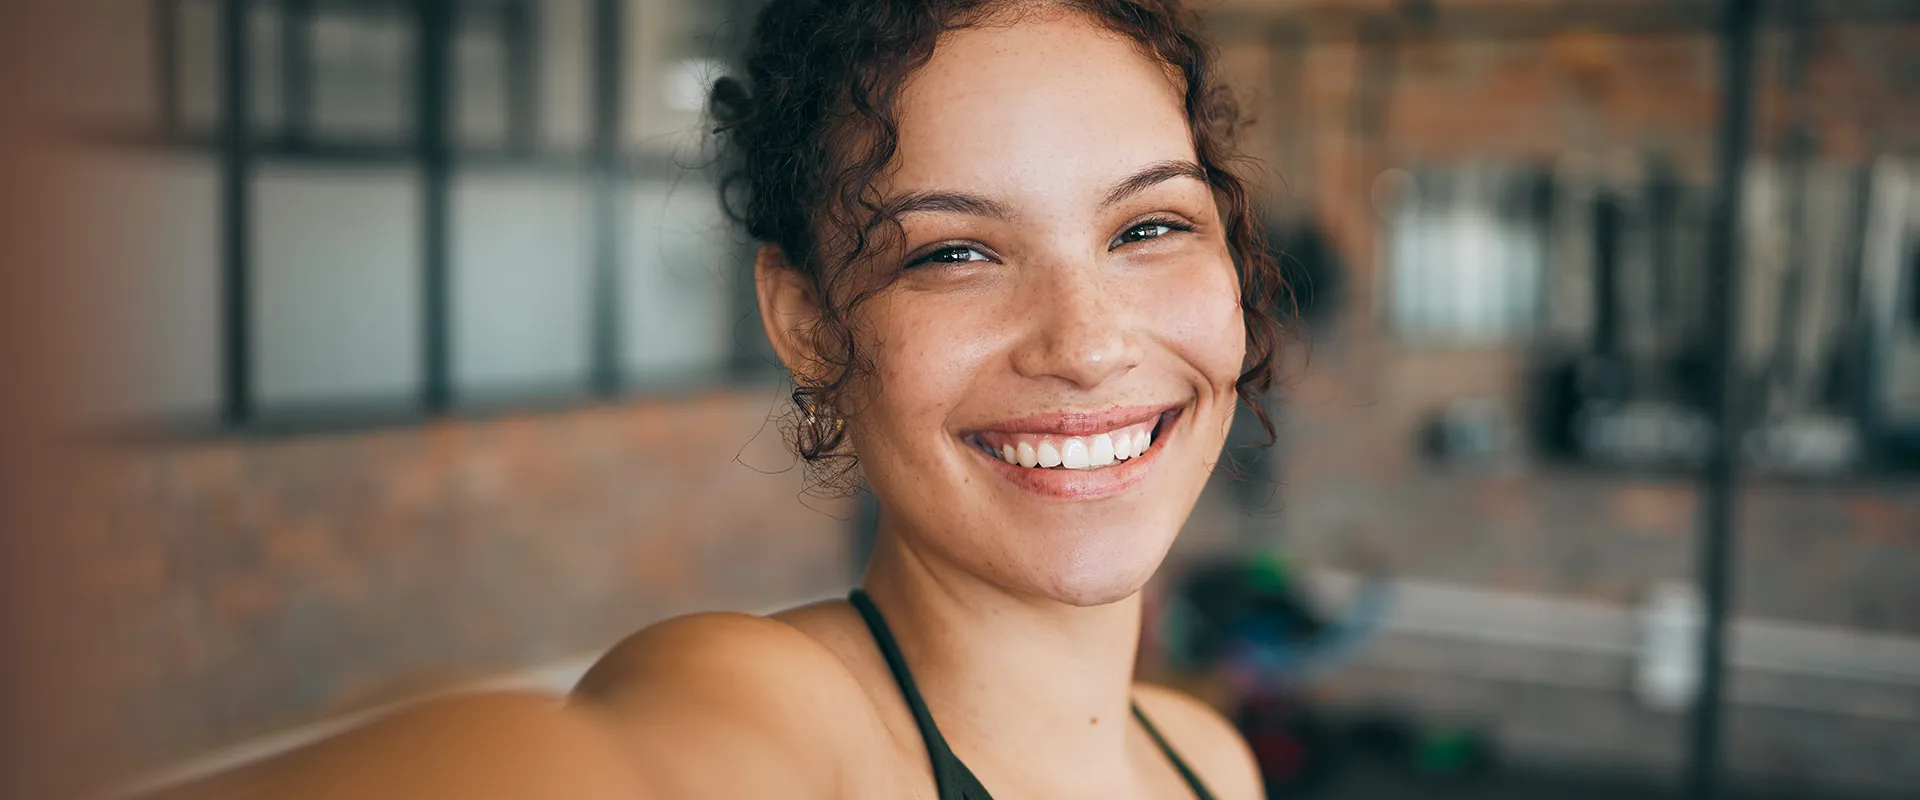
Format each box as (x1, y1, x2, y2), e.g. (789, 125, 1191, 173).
(76, 393, 853, 783)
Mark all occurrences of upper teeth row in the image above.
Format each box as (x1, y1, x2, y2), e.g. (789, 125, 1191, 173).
(993, 430, 1153, 470)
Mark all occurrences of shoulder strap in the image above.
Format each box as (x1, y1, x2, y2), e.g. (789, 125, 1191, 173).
(848, 589, 994, 800)
(850, 589, 1212, 800)
(1132, 703, 1218, 800)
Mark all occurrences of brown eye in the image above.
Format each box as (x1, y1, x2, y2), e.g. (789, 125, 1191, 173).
(1112, 218, 1191, 248)
(909, 245, 992, 268)
(1121, 223, 1174, 243)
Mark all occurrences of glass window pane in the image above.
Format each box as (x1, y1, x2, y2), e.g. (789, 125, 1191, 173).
(174, 0, 220, 132)
(455, 13, 510, 150)
(535, 0, 590, 154)
(172, 0, 286, 137)
(310, 5, 412, 143)
(622, 179, 736, 380)
(72, 151, 222, 423)
(452, 173, 593, 397)
(625, 0, 729, 157)
(253, 164, 422, 409)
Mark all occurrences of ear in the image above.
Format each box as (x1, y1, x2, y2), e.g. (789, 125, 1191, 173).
(753, 244, 826, 383)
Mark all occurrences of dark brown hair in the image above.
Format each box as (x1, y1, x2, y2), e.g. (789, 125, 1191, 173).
(710, 0, 1287, 490)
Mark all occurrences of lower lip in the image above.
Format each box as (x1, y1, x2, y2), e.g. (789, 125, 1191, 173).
(967, 410, 1180, 501)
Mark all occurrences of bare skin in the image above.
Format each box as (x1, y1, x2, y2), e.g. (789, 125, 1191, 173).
(164, 10, 1263, 800)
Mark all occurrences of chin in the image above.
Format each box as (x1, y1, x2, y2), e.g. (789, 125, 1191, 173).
(1021, 522, 1177, 607)
(1043, 573, 1155, 608)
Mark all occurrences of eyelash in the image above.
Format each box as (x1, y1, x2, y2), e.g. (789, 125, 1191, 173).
(1114, 216, 1194, 246)
(906, 216, 1195, 268)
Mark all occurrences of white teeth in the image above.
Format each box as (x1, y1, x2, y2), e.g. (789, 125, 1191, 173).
(984, 421, 1160, 471)
(1036, 441, 1063, 468)
(1061, 438, 1090, 469)
(1090, 433, 1116, 466)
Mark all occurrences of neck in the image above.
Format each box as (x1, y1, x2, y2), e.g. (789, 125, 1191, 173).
(861, 518, 1145, 791)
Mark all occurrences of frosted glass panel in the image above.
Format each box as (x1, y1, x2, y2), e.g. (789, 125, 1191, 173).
(453, 174, 592, 393)
(254, 165, 421, 406)
(173, 0, 286, 136)
(625, 0, 730, 156)
(70, 152, 222, 422)
(623, 180, 735, 377)
(310, 8, 413, 141)
(537, 0, 591, 153)
(455, 17, 511, 149)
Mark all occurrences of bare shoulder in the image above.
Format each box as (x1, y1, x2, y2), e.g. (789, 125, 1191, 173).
(577, 610, 864, 703)
(570, 611, 881, 798)
(1134, 683, 1265, 800)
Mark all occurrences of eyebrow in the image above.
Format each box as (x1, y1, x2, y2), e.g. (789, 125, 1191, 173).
(889, 190, 1013, 221)
(1101, 159, 1210, 207)
(886, 159, 1210, 222)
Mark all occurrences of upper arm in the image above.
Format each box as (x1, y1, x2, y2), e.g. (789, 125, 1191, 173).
(153, 692, 646, 800)
(571, 612, 871, 800)
(157, 614, 863, 800)
(1135, 684, 1265, 800)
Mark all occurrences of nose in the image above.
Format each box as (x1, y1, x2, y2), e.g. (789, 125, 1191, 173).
(1009, 265, 1141, 389)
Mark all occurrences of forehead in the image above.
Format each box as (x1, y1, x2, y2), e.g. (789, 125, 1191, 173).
(883, 10, 1195, 203)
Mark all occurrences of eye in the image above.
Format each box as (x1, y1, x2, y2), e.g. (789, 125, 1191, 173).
(1112, 217, 1193, 248)
(909, 244, 993, 268)
(1121, 223, 1174, 243)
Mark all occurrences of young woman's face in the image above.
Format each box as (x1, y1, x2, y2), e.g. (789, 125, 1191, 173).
(802, 10, 1246, 605)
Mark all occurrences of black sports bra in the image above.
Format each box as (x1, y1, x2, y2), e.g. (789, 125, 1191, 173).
(848, 589, 1216, 800)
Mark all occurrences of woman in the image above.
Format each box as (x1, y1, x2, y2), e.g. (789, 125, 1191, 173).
(205, 1, 1285, 797)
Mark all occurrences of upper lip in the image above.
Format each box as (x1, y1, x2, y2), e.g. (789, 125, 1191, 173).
(965, 404, 1179, 436)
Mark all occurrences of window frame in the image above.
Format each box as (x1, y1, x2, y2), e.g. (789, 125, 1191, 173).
(148, 0, 773, 434)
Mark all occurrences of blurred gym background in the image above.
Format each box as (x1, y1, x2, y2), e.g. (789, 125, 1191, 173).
(0, 1, 1915, 798)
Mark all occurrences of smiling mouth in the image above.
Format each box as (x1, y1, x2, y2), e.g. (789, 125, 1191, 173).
(964, 407, 1180, 470)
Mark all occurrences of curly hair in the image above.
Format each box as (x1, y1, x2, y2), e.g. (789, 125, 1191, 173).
(709, 0, 1288, 493)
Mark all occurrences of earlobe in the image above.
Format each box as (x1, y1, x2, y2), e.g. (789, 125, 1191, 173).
(753, 244, 826, 383)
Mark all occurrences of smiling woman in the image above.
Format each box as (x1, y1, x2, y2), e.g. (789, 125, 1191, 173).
(178, 2, 1285, 799)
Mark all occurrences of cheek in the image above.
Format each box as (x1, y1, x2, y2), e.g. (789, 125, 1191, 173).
(1135, 255, 1246, 387)
(851, 294, 999, 441)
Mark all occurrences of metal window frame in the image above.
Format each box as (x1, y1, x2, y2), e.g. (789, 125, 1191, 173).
(589, 0, 624, 398)
(161, 0, 537, 148)
(417, 0, 454, 413)
(172, 0, 770, 433)
(219, 0, 254, 425)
